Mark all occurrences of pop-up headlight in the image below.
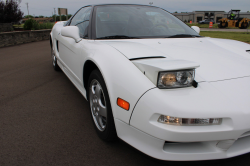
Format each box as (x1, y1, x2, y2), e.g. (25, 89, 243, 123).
(158, 69, 195, 89)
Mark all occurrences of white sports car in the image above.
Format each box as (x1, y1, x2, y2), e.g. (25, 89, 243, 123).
(50, 4, 250, 161)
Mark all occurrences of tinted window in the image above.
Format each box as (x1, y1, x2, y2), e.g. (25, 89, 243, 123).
(95, 5, 200, 39)
(70, 7, 92, 38)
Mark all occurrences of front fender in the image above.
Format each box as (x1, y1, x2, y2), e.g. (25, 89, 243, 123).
(85, 41, 155, 124)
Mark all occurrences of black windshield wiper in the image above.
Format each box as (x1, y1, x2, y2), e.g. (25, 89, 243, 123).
(96, 35, 140, 39)
(166, 34, 200, 38)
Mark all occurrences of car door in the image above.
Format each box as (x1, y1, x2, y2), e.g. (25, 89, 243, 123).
(58, 6, 92, 84)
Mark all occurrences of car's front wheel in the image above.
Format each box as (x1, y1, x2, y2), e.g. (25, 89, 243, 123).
(88, 70, 117, 141)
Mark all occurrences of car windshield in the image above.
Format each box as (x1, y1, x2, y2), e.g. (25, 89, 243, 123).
(95, 5, 200, 39)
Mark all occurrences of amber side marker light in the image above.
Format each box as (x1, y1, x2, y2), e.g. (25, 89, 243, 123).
(117, 98, 130, 111)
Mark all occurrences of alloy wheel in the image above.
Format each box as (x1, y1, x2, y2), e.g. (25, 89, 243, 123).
(51, 48, 56, 66)
(89, 79, 107, 131)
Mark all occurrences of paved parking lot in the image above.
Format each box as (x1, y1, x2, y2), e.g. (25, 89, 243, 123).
(0, 41, 250, 166)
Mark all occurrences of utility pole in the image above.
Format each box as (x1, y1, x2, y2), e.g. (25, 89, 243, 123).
(66, 9, 68, 20)
(58, 8, 61, 21)
(25, 3, 29, 17)
(54, 8, 56, 22)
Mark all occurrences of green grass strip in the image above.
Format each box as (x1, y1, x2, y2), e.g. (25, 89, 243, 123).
(200, 31, 250, 44)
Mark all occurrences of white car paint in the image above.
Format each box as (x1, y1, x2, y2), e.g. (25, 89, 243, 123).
(103, 38, 250, 82)
(61, 26, 82, 43)
(129, 77, 250, 160)
(50, 10, 250, 161)
(191, 26, 200, 34)
(52, 28, 156, 124)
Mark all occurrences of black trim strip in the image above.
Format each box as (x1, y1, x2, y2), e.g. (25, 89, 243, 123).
(165, 141, 181, 144)
(246, 50, 250, 52)
(130, 56, 166, 61)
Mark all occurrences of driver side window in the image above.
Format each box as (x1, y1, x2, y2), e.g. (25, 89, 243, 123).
(70, 7, 92, 38)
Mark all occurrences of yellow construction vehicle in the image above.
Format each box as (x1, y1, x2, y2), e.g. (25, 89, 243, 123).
(219, 9, 250, 29)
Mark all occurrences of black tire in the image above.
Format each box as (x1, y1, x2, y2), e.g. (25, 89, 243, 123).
(218, 22, 222, 28)
(224, 22, 228, 28)
(240, 22, 248, 29)
(219, 21, 227, 28)
(88, 69, 117, 142)
(51, 47, 60, 71)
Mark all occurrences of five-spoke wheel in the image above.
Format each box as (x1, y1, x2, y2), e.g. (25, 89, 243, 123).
(89, 79, 107, 131)
(88, 70, 117, 141)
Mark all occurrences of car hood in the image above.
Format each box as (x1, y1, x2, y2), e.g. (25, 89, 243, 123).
(101, 38, 250, 82)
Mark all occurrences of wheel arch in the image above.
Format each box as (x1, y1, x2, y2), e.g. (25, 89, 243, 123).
(81, 47, 155, 124)
(83, 60, 99, 100)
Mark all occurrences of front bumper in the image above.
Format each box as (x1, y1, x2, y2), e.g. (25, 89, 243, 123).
(125, 80, 250, 161)
(116, 119, 250, 161)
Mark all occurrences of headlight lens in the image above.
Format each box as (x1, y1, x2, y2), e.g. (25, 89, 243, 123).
(158, 115, 222, 126)
(158, 69, 195, 89)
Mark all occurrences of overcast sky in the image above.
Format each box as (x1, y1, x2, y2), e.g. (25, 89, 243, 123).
(19, 0, 250, 16)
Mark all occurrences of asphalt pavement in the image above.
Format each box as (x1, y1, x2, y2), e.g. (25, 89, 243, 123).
(0, 41, 250, 166)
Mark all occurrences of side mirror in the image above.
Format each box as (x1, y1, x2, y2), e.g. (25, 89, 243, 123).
(61, 26, 82, 43)
(191, 26, 200, 34)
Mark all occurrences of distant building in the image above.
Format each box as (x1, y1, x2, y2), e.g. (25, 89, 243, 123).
(173, 11, 250, 23)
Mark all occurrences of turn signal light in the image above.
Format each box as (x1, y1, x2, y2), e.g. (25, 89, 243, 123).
(117, 98, 130, 111)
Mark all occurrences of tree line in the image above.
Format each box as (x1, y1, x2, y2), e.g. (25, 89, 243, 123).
(0, 0, 23, 23)
(24, 14, 73, 21)
(0, 0, 72, 23)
